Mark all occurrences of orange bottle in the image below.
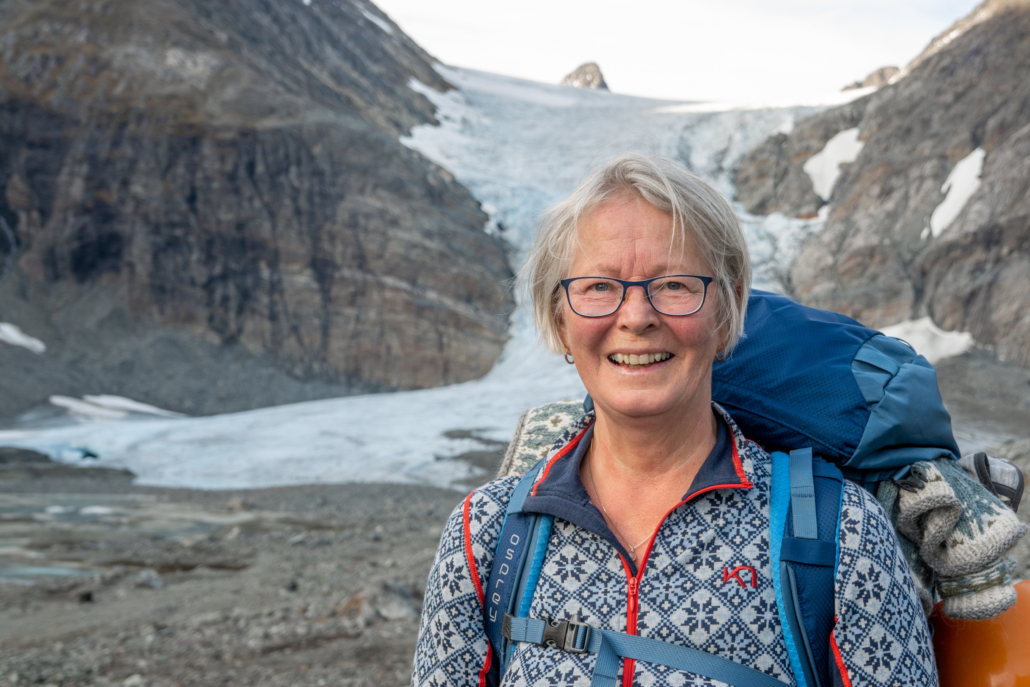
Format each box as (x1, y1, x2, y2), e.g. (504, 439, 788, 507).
(931, 579, 1030, 687)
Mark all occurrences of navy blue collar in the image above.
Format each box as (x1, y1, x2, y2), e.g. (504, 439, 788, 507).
(522, 415, 742, 576)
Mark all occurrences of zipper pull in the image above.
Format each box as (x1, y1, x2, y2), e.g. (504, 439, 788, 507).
(627, 577, 639, 616)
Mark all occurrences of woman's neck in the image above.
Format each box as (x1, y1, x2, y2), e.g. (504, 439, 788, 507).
(580, 401, 720, 562)
(589, 401, 718, 484)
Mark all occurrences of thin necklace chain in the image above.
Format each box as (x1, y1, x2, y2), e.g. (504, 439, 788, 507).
(586, 452, 654, 560)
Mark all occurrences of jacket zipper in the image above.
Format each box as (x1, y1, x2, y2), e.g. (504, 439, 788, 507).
(621, 563, 640, 687)
(627, 577, 639, 619)
(619, 479, 753, 687)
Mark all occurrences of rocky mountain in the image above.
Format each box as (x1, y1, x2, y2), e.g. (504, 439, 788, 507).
(560, 62, 608, 90)
(842, 66, 900, 91)
(734, 0, 1030, 367)
(0, 0, 514, 417)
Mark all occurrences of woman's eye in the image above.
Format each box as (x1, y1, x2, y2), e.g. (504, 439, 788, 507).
(590, 282, 611, 292)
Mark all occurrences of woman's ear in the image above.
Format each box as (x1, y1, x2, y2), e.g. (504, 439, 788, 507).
(554, 299, 569, 351)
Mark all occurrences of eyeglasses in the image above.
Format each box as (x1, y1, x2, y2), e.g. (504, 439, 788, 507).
(559, 275, 715, 317)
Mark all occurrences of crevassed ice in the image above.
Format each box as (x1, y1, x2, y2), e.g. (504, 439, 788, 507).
(0, 68, 828, 490)
(803, 127, 864, 201)
(929, 148, 985, 237)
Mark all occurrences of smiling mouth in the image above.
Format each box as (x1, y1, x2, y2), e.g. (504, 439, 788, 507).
(607, 352, 673, 368)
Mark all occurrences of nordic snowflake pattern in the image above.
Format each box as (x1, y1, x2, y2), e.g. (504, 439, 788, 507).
(413, 412, 936, 686)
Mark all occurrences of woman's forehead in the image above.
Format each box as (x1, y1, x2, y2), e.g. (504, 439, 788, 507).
(572, 199, 703, 272)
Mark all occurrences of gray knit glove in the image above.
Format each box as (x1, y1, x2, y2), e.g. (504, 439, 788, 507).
(888, 458, 1026, 620)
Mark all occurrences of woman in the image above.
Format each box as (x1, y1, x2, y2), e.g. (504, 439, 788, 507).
(413, 154, 936, 686)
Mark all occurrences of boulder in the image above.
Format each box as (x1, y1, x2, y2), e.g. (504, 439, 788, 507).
(560, 62, 609, 90)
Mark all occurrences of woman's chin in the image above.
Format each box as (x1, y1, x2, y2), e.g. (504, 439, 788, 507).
(592, 389, 699, 421)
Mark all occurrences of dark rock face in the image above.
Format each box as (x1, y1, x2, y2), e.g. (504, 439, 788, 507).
(734, 0, 1030, 366)
(733, 99, 866, 218)
(560, 63, 608, 90)
(0, 0, 514, 416)
(843, 66, 900, 91)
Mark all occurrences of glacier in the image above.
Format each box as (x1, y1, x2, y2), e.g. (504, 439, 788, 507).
(0, 67, 836, 490)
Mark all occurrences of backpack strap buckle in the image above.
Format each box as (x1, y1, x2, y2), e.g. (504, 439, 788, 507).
(542, 616, 591, 653)
(503, 614, 591, 654)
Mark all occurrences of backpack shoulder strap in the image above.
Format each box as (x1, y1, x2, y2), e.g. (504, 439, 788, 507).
(771, 448, 845, 687)
(484, 460, 554, 676)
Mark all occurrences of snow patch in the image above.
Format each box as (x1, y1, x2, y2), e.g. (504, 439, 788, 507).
(82, 395, 187, 419)
(0, 323, 45, 354)
(880, 317, 975, 363)
(360, 9, 393, 34)
(48, 395, 185, 421)
(803, 128, 863, 200)
(79, 506, 115, 515)
(49, 396, 128, 421)
(929, 148, 984, 237)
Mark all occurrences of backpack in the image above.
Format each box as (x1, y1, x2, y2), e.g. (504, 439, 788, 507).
(484, 290, 1015, 687)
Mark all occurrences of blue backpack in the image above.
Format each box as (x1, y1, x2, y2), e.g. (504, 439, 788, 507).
(485, 290, 962, 687)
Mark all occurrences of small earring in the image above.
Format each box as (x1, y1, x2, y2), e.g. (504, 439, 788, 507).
(564, 348, 575, 365)
(715, 350, 727, 362)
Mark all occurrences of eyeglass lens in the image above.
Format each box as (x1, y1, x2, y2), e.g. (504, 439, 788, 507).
(566, 276, 707, 316)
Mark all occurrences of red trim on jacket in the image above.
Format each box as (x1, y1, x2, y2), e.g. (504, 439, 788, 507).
(729, 436, 752, 487)
(476, 643, 493, 687)
(463, 492, 486, 606)
(531, 420, 594, 497)
(618, 553, 637, 687)
(830, 623, 853, 687)
(463, 492, 493, 687)
(618, 463, 754, 685)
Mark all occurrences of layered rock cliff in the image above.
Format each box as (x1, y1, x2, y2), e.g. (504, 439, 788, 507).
(733, 0, 1030, 366)
(0, 0, 514, 416)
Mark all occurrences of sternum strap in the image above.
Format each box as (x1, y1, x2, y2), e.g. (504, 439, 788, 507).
(503, 615, 785, 687)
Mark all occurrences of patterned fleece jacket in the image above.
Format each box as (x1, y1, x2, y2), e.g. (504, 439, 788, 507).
(413, 406, 938, 687)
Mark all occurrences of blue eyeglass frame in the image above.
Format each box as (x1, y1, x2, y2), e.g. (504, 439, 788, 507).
(559, 275, 716, 317)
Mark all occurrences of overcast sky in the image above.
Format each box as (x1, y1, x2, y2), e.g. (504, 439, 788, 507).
(370, 0, 981, 104)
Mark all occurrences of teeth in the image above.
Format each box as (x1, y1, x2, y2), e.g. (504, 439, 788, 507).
(610, 352, 671, 366)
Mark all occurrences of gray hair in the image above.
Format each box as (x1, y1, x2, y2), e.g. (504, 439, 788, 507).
(520, 153, 751, 355)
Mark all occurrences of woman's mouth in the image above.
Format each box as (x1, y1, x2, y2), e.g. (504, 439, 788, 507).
(607, 352, 673, 369)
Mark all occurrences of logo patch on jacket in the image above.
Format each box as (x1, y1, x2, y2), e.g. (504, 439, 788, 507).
(723, 565, 758, 588)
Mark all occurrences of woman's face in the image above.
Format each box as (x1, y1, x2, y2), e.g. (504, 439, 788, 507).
(559, 193, 723, 422)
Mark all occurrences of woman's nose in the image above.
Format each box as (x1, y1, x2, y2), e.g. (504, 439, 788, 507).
(618, 285, 660, 331)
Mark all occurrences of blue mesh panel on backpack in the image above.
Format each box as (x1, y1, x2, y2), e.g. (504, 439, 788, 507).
(713, 290, 875, 463)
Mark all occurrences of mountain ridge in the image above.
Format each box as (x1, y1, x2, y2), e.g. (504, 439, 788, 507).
(0, 0, 515, 417)
(733, 0, 1030, 366)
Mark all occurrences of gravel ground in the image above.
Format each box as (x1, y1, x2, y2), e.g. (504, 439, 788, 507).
(0, 350, 1028, 686)
(0, 472, 476, 687)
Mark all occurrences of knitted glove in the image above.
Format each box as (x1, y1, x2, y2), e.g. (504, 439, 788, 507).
(889, 458, 1026, 620)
